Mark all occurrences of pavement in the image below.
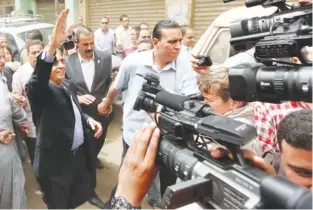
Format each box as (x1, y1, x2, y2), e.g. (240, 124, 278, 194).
(24, 103, 150, 209)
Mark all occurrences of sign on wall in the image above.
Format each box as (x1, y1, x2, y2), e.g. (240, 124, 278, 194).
(166, 0, 193, 25)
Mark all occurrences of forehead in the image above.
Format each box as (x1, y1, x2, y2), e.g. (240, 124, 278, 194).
(281, 140, 312, 166)
(101, 17, 109, 22)
(140, 30, 150, 36)
(0, 36, 7, 40)
(29, 44, 44, 51)
(122, 17, 128, 21)
(160, 28, 182, 40)
(79, 33, 94, 41)
(186, 28, 194, 34)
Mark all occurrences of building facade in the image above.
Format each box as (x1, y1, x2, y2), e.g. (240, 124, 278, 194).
(3, 0, 249, 38)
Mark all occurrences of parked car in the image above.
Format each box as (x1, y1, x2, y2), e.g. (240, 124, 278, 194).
(0, 15, 54, 55)
(192, 5, 278, 64)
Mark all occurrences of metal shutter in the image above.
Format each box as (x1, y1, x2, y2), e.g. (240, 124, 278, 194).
(37, 1, 65, 24)
(88, 0, 165, 31)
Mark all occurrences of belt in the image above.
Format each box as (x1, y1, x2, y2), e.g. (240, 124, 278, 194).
(70, 146, 83, 156)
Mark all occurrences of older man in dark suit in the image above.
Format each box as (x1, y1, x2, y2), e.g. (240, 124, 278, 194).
(27, 9, 105, 209)
(64, 26, 113, 170)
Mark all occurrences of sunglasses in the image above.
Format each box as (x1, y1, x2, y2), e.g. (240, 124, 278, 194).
(101, 22, 109, 24)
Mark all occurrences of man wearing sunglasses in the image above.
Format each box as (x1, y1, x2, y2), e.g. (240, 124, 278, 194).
(94, 17, 115, 54)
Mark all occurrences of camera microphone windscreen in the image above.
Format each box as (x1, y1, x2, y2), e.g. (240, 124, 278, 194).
(155, 91, 188, 111)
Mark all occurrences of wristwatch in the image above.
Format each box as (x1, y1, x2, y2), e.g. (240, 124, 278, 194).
(111, 196, 141, 209)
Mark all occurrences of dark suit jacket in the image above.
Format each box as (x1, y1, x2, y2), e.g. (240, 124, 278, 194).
(26, 52, 96, 180)
(64, 51, 112, 120)
(3, 66, 14, 92)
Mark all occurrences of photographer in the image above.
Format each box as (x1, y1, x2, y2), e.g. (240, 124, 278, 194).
(98, 19, 199, 207)
(197, 67, 262, 155)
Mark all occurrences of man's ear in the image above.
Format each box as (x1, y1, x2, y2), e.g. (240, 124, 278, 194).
(152, 38, 159, 48)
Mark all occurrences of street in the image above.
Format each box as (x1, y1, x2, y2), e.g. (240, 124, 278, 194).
(24, 103, 150, 209)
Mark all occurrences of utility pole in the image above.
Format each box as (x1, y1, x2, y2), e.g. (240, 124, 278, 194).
(55, 0, 58, 20)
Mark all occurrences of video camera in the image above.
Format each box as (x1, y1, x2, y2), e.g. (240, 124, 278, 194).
(225, 0, 312, 103)
(133, 73, 312, 209)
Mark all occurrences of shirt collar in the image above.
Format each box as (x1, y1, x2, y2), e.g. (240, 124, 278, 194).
(143, 49, 177, 72)
(78, 52, 95, 63)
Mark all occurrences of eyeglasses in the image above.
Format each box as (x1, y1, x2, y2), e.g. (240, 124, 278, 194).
(101, 22, 109, 24)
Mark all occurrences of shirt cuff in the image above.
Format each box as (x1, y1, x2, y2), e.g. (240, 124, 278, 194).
(41, 50, 55, 63)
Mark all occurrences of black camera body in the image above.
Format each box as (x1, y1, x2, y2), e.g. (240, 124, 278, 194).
(133, 74, 312, 209)
(227, 0, 312, 103)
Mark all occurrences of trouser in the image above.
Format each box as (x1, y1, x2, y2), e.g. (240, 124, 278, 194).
(93, 112, 114, 156)
(38, 147, 93, 209)
(25, 137, 36, 165)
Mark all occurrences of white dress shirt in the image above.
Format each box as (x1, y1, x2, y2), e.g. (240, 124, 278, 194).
(78, 53, 95, 92)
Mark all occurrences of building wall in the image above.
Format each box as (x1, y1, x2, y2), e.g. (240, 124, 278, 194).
(87, 0, 165, 31)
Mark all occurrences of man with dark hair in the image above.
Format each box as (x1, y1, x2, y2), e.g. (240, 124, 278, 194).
(94, 17, 114, 53)
(12, 40, 44, 166)
(99, 19, 199, 207)
(20, 30, 43, 64)
(139, 22, 149, 30)
(138, 28, 151, 43)
(64, 25, 113, 208)
(181, 25, 195, 53)
(115, 14, 131, 56)
(270, 109, 312, 189)
(27, 9, 104, 209)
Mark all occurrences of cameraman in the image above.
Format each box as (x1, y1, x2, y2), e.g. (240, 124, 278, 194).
(98, 20, 199, 207)
(197, 66, 262, 155)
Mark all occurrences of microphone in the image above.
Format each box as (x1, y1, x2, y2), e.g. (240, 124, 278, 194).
(155, 91, 188, 111)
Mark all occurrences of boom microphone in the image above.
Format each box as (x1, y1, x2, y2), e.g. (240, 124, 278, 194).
(155, 91, 188, 111)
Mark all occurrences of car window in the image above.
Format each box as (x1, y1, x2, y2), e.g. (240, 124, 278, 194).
(18, 27, 54, 47)
(208, 29, 231, 64)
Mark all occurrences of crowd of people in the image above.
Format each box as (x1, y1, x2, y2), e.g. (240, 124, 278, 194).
(0, 0, 312, 209)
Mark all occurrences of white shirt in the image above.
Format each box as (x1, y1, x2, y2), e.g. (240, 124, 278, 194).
(78, 53, 95, 92)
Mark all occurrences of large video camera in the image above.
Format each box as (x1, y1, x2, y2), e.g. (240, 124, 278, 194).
(226, 0, 312, 103)
(133, 73, 312, 209)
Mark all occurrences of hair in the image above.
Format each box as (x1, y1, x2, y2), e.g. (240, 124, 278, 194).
(4, 46, 13, 61)
(277, 109, 312, 151)
(119, 14, 128, 21)
(27, 30, 43, 41)
(152, 20, 181, 40)
(0, 34, 7, 39)
(197, 67, 231, 102)
(75, 26, 93, 41)
(139, 22, 148, 28)
(101, 16, 110, 22)
(131, 26, 140, 39)
(181, 25, 193, 36)
(27, 40, 44, 52)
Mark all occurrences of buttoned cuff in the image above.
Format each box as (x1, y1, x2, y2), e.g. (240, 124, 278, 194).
(41, 50, 55, 63)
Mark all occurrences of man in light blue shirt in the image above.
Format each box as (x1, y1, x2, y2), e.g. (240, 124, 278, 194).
(97, 20, 199, 207)
(94, 17, 115, 53)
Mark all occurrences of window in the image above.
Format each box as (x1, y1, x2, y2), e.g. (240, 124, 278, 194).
(18, 26, 54, 47)
(208, 29, 231, 64)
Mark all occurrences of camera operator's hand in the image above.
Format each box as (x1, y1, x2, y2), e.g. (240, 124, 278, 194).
(77, 94, 96, 105)
(115, 123, 161, 207)
(209, 144, 276, 175)
(191, 55, 209, 75)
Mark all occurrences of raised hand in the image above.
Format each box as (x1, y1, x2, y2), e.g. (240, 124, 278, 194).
(48, 9, 72, 55)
